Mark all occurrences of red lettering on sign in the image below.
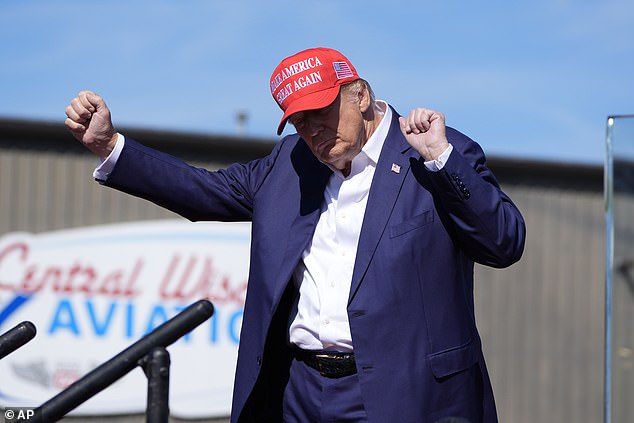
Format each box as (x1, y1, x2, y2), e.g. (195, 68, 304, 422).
(0, 241, 142, 298)
(159, 254, 246, 306)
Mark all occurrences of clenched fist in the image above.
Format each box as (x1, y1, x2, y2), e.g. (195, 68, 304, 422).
(65, 90, 118, 160)
(399, 108, 449, 161)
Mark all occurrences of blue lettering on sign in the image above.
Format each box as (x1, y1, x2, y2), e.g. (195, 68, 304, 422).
(47, 298, 241, 345)
(126, 302, 134, 338)
(228, 310, 243, 344)
(48, 299, 80, 336)
(210, 308, 218, 343)
(86, 300, 117, 336)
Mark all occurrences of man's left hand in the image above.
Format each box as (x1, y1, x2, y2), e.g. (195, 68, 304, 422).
(399, 108, 449, 161)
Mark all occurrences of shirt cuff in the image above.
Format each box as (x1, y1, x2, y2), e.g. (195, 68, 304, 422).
(423, 144, 453, 172)
(93, 133, 125, 183)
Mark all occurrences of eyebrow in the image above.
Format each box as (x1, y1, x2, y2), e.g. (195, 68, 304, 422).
(289, 113, 304, 124)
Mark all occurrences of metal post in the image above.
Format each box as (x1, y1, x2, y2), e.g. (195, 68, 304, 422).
(21, 299, 213, 423)
(141, 347, 171, 423)
(0, 321, 36, 360)
(604, 116, 615, 423)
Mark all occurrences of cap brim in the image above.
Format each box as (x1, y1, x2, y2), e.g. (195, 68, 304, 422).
(276, 86, 342, 135)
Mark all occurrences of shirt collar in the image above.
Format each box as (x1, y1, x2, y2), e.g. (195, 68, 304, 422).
(361, 100, 390, 165)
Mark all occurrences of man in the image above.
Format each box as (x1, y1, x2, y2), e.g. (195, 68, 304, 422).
(65, 47, 525, 422)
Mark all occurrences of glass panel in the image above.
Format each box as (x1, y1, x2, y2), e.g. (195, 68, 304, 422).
(606, 115, 634, 423)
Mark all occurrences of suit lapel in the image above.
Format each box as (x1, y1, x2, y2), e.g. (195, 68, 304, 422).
(348, 111, 414, 304)
(272, 140, 331, 305)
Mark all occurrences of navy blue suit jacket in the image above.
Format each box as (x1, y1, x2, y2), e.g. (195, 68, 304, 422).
(105, 108, 525, 422)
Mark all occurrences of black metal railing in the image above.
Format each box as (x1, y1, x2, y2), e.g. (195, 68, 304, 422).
(0, 321, 37, 361)
(18, 299, 214, 423)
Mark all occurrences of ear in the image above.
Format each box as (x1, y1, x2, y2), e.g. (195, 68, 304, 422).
(358, 84, 372, 114)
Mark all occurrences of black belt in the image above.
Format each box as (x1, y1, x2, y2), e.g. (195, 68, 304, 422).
(293, 349, 357, 378)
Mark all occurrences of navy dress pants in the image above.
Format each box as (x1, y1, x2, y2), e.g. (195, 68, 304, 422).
(282, 357, 368, 423)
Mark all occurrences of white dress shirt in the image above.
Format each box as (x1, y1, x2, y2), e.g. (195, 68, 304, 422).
(288, 102, 391, 352)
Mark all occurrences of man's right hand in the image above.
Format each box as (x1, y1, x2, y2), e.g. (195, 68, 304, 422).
(65, 90, 118, 160)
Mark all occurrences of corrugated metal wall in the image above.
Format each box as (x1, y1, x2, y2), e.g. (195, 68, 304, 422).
(0, 149, 175, 234)
(476, 185, 604, 423)
(0, 121, 606, 422)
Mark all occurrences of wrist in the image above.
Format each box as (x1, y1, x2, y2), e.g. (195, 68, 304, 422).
(423, 144, 453, 171)
(423, 140, 450, 161)
(89, 131, 119, 161)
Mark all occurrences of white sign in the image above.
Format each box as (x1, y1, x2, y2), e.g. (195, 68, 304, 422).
(0, 220, 250, 418)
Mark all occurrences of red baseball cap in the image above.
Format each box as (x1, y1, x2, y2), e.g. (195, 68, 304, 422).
(270, 47, 360, 135)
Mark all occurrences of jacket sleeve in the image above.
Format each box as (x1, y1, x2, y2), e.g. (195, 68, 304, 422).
(426, 127, 526, 268)
(103, 137, 283, 222)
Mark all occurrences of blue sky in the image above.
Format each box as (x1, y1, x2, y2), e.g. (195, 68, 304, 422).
(0, 0, 632, 164)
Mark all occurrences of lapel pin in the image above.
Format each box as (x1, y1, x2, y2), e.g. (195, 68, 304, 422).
(391, 163, 401, 174)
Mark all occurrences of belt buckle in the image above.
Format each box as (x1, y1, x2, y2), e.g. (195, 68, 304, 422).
(314, 353, 350, 377)
(315, 353, 338, 360)
(315, 353, 331, 375)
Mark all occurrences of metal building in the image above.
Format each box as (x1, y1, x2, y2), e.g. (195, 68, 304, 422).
(0, 118, 605, 422)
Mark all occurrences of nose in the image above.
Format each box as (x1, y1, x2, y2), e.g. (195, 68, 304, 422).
(305, 118, 323, 137)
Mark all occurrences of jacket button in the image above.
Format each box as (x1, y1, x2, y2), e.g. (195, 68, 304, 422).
(256, 355, 262, 366)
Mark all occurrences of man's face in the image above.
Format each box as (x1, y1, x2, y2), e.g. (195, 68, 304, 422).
(289, 87, 367, 174)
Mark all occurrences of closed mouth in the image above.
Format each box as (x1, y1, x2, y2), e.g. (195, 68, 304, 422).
(315, 137, 336, 153)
